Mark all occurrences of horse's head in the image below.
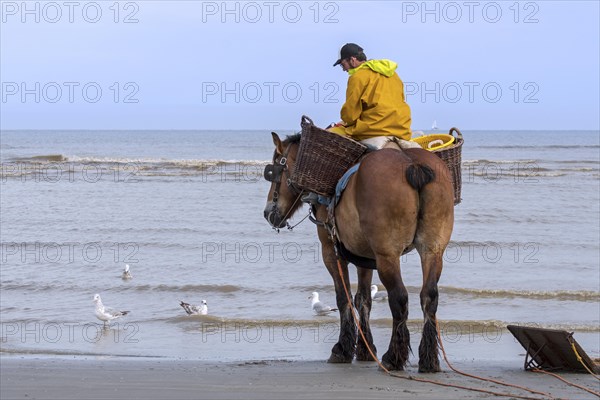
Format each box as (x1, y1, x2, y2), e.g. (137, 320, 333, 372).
(263, 132, 304, 229)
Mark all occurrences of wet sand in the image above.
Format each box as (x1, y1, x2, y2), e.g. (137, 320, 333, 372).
(1, 356, 599, 399)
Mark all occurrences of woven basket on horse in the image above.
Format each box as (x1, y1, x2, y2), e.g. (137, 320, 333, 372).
(291, 116, 463, 205)
(290, 116, 367, 196)
(412, 128, 463, 205)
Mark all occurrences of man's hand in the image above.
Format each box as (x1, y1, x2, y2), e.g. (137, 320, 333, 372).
(326, 121, 345, 129)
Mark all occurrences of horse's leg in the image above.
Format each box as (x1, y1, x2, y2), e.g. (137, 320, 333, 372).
(325, 255, 356, 363)
(417, 251, 443, 372)
(414, 186, 451, 372)
(410, 152, 453, 373)
(377, 256, 410, 371)
(317, 219, 356, 363)
(354, 267, 377, 361)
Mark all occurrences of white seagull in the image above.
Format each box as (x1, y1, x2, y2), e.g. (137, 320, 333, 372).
(121, 264, 133, 280)
(180, 300, 208, 316)
(93, 294, 130, 327)
(371, 285, 388, 301)
(308, 292, 338, 316)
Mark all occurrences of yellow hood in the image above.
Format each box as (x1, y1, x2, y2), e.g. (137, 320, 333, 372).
(348, 59, 398, 77)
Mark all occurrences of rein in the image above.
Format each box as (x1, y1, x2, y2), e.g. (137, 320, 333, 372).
(285, 207, 311, 230)
(264, 142, 307, 232)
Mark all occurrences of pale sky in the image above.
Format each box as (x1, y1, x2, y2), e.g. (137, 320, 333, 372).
(1, 0, 599, 130)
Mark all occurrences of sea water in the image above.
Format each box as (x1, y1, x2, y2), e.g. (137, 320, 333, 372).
(1, 130, 598, 363)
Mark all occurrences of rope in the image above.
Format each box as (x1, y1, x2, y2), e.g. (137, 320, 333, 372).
(532, 369, 600, 398)
(272, 190, 304, 232)
(527, 337, 600, 397)
(435, 319, 557, 399)
(570, 341, 600, 380)
(334, 259, 564, 400)
(337, 259, 382, 369)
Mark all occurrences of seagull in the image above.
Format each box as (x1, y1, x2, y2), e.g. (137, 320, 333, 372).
(371, 285, 388, 301)
(93, 294, 129, 327)
(180, 300, 208, 316)
(121, 264, 133, 280)
(308, 292, 338, 316)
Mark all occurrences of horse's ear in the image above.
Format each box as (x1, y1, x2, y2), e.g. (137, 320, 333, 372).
(271, 132, 285, 155)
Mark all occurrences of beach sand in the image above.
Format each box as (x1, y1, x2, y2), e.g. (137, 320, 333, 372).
(1, 356, 599, 399)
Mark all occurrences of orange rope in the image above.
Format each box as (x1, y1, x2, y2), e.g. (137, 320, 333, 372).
(435, 320, 557, 399)
(532, 369, 600, 398)
(335, 259, 564, 400)
(337, 260, 385, 372)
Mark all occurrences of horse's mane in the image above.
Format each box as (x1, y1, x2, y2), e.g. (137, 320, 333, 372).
(283, 133, 301, 145)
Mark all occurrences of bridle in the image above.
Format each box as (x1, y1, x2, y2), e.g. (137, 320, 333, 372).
(263, 142, 306, 230)
(263, 142, 302, 204)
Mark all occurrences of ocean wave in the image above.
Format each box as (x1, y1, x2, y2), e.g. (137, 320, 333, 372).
(3, 155, 596, 181)
(463, 159, 539, 165)
(0, 283, 76, 292)
(0, 282, 247, 295)
(9, 155, 596, 170)
(164, 316, 600, 333)
(463, 159, 599, 167)
(468, 170, 569, 178)
(476, 145, 600, 150)
(462, 160, 598, 178)
(9, 154, 67, 162)
(439, 286, 600, 302)
(133, 283, 246, 294)
(274, 283, 600, 303)
(2, 156, 270, 180)
(4, 283, 594, 305)
(0, 346, 164, 359)
(7, 154, 269, 167)
(560, 167, 599, 172)
(1, 313, 597, 335)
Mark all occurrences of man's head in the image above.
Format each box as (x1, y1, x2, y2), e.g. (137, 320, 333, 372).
(333, 43, 367, 70)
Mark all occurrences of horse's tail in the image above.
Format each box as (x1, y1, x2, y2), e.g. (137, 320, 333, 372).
(405, 163, 435, 191)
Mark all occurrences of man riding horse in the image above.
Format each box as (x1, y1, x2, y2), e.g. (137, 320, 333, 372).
(263, 44, 455, 372)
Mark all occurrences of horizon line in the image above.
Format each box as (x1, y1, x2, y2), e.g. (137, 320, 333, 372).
(2, 128, 599, 132)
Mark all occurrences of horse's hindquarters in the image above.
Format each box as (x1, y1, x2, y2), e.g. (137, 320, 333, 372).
(336, 149, 422, 261)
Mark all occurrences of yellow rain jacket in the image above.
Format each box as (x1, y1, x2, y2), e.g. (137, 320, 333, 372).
(332, 59, 412, 141)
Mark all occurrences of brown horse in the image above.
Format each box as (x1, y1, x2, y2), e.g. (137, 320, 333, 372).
(263, 132, 454, 372)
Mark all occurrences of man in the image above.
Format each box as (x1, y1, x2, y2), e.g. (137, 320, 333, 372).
(329, 43, 412, 141)
(302, 43, 414, 206)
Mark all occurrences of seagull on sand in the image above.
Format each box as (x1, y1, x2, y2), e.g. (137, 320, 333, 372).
(121, 264, 133, 280)
(180, 300, 208, 316)
(308, 292, 338, 316)
(371, 285, 388, 301)
(93, 294, 130, 327)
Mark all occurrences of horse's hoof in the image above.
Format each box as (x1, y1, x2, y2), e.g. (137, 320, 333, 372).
(327, 353, 353, 363)
(356, 342, 377, 362)
(379, 360, 404, 372)
(418, 362, 441, 373)
(381, 352, 406, 371)
(356, 350, 377, 362)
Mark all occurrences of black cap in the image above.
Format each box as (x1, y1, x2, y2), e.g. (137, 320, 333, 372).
(333, 43, 364, 66)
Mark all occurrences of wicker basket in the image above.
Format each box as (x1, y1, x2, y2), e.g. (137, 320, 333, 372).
(290, 116, 367, 196)
(431, 128, 463, 205)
